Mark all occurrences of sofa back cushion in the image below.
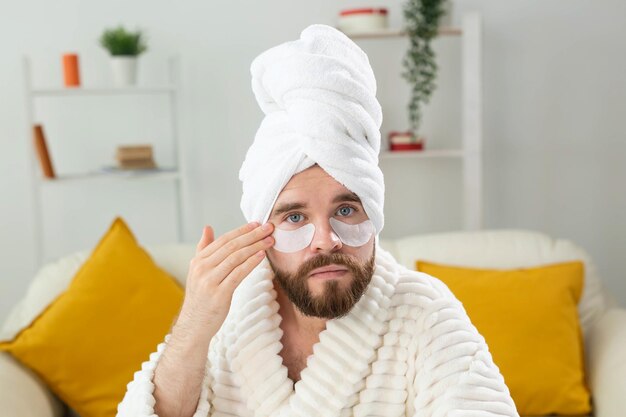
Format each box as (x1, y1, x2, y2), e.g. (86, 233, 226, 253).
(386, 229, 608, 340)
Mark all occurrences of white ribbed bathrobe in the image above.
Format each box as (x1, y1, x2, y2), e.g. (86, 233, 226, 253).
(117, 242, 520, 417)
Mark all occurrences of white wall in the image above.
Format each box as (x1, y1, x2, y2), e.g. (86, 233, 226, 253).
(1, 0, 624, 320)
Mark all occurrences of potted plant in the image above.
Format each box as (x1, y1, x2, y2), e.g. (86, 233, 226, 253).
(400, 0, 448, 139)
(99, 25, 147, 87)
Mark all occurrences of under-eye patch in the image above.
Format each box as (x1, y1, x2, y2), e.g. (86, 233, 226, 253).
(328, 217, 375, 247)
(271, 223, 315, 253)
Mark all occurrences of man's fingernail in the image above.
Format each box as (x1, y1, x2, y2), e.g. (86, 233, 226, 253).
(262, 223, 272, 230)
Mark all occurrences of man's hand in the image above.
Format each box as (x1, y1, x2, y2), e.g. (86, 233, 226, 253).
(178, 221, 275, 336)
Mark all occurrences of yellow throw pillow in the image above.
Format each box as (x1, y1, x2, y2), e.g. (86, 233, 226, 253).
(0, 216, 184, 417)
(416, 259, 591, 416)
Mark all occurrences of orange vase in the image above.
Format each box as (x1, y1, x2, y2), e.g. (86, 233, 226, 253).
(62, 53, 81, 87)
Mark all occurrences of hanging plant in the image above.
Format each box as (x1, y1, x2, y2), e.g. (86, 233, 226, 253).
(401, 0, 447, 137)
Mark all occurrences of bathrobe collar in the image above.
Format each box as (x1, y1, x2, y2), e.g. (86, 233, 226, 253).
(222, 241, 400, 416)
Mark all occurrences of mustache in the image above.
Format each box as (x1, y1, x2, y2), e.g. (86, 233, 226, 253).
(297, 252, 361, 278)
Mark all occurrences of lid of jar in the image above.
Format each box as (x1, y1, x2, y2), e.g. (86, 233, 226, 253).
(339, 8, 388, 16)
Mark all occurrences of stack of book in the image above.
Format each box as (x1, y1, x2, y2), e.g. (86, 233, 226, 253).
(115, 144, 156, 169)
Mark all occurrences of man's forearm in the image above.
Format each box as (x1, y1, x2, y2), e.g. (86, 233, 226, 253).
(153, 318, 214, 417)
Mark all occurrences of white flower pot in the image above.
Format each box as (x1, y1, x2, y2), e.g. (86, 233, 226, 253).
(110, 56, 138, 87)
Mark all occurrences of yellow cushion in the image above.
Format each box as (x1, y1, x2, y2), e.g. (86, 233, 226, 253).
(0, 216, 184, 417)
(416, 259, 591, 416)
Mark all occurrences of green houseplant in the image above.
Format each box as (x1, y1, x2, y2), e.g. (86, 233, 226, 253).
(401, 0, 448, 139)
(99, 26, 148, 87)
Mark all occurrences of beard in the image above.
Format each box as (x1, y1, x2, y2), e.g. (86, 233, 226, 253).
(267, 245, 376, 319)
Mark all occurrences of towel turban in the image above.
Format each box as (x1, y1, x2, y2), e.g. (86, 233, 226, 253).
(239, 23, 385, 235)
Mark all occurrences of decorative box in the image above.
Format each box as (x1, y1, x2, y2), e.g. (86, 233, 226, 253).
(388, 131, 425, 151)
(338, 8, 388, 34)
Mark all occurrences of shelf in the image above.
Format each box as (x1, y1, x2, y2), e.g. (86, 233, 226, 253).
(39, 167, 180, 185)
(340, 27, 462, 39)
(379, 149, 464, 159)
(25, 55, 186, 268)
(30, 86, 175, 97)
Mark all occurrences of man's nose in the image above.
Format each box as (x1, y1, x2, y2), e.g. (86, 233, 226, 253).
(310, 220, 342, 252)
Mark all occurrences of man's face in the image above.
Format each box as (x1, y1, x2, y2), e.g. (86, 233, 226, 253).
(265, 165, 376, 319)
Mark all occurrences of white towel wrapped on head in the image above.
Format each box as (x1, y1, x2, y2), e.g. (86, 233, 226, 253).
(239, 23, 386, 235)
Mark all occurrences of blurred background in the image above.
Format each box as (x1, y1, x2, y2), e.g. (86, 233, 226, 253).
(1, 0, 625, 322)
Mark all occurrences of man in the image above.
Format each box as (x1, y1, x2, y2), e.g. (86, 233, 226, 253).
(117, 24, 519, 417)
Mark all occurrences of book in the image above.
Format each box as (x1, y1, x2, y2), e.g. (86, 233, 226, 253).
(116, 144, 152, 152)
(115, 145, 153, 161)
(32, 124, 56, 179)
(117, 159, 157, 169)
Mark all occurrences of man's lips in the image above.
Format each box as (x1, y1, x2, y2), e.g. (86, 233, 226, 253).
(309, 265, 348, 277)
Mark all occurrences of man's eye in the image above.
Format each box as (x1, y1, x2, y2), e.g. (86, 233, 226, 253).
(337, 206, 356, 216)
(286, 213, 303, 223)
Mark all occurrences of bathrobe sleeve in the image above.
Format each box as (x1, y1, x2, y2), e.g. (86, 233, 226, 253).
(411, 279, 520, 417)
(116, 333, 212, 417)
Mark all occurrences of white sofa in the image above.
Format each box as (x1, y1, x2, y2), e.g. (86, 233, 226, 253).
(1, 228, 624, 417)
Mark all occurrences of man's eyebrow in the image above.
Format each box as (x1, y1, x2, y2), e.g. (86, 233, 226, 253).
(332, 192, 361, 205)
(271, 192, 361, 218)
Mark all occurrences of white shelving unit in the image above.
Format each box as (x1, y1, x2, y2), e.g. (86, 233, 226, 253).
(23, 56, 185, 268)
(343, 12, 483, 231)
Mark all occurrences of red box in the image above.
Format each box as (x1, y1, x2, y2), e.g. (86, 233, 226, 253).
(388, 131, 425, 151)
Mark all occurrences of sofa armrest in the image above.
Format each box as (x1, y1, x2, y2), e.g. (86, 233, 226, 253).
(0, 352, 65, 417)
(587, 307, 626, 417)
